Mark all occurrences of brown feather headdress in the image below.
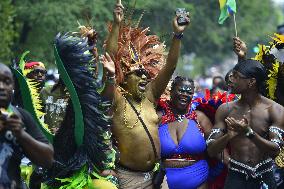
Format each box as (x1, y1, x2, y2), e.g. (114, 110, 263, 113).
(112, 24, 166, 84)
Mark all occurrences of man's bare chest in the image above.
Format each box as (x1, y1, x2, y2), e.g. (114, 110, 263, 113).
(113, 97, 159, 131)
(228, 106, 271, 136)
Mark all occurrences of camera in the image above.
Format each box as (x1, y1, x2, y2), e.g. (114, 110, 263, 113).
(175, 8, 189, 26)
(0, 110, 10, 121)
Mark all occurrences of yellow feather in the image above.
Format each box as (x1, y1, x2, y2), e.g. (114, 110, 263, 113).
(266, 61, 279, 100)
(26, 78, 51, 133)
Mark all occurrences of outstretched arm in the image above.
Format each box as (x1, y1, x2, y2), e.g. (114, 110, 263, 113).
(105, 0, 124, 57)
(147, 15, 190, 103)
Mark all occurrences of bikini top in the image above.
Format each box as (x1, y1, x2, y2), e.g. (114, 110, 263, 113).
(159, 119, 206, 158)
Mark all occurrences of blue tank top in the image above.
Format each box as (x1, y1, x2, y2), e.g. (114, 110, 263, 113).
(159, 119, 206, 158)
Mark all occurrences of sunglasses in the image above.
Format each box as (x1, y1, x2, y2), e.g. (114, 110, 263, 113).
(30, 69, 47, 75)
(134, 69, 150, 78)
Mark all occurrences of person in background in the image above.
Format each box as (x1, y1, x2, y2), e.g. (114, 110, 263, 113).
(210, 76, 227, 96)
(24, 62, 47, 92)
(40, 78, 69, 134)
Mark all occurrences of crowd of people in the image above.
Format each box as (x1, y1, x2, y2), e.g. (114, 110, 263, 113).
(0, 0, 284, 189)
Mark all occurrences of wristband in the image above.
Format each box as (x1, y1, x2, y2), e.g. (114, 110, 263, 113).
(173, 32, 184, 40)
(106, 73, 115, 80)
(245, 127, 255, 139)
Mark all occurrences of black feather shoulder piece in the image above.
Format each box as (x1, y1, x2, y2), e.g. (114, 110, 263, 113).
(45, 33, 117, 188)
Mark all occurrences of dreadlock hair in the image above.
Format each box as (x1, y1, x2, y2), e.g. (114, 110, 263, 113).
(171, 76, 194, 91)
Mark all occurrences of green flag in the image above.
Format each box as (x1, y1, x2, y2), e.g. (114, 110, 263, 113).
(218, 0, 237, 24)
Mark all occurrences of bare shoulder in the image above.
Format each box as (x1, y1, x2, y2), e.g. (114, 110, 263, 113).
(263, 96, 284, 126)
(195, 110, 213, 135)
(263, 96, 284, 112)
(195, 110, 212, 126)
(216, 101, 236, 117)
(195, 110, 208, 119)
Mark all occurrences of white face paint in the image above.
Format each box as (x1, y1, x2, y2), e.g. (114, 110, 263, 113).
(270, 47, 284, 63)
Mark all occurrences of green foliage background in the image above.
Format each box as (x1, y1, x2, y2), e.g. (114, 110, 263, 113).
(0, 0, 283, 76)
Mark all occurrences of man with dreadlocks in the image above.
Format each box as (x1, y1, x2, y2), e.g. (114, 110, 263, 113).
(207, 37, 284, 188)
(101, 0, 190, 188)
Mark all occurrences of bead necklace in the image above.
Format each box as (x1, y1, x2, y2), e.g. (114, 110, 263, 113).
(175, 114, 187, 122)
(123, 96, 143, 129)
(158, 99, 204, 133)
(158, 99, 196, 124)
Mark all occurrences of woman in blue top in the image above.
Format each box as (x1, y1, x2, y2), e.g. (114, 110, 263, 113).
(158, 76, 213, 189)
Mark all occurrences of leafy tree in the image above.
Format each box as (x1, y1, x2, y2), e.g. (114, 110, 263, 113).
(0, 0, 17, 63)
(12, 0, 115, 65)
(1, 0, 281, 76)
(140, 0, 278, 76)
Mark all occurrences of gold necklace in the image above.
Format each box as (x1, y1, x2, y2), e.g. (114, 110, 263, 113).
(123, 96, 143, 129)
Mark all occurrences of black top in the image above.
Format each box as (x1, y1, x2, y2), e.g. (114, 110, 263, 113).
(0, 107, 49, 188)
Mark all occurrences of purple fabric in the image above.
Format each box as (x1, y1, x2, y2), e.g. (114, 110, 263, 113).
(159, 119, 206, 158)
(165, 160, 209, 189)
(159, 119, 209, 189)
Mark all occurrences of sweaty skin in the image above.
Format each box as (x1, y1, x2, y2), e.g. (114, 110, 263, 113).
(209, 97, 284, 166)
(102, 14, 189, 173)
(112, 92, 160, 171)
(207, 67, 284, 166)
(208, 38, 284, 166)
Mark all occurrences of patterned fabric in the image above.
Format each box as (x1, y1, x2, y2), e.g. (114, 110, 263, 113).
(40, 85, 69, 132)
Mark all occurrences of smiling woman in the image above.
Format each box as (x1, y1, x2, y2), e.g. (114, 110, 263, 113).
(157, 76, 213, 189)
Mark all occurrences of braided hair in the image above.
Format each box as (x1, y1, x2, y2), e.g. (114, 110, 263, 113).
(171, 76, 194, 91)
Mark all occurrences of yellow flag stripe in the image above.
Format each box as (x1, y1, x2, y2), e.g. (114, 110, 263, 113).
(219, 0, 226, 9)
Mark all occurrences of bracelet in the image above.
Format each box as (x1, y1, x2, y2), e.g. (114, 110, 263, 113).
(106, 73, 115, 80)
(245, 127, 255, 139)
(173, 32, 184, 40)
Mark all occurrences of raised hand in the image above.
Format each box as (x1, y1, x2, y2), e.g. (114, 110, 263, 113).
(233, 37, 247, 59)
(100, 53, 115, 76)
(225, 116, 249, 139)
(5, 114, 24, 138)
(113, 0, 124, 24)
(225, 117, 240, 139)
(173, 12, 190, 34)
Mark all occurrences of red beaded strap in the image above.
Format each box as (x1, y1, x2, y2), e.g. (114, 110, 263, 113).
(171, 154, 205, 161)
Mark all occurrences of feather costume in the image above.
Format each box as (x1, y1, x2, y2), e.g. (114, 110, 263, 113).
(45, 33, 116, 188)
(252, 34, 284, 168)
